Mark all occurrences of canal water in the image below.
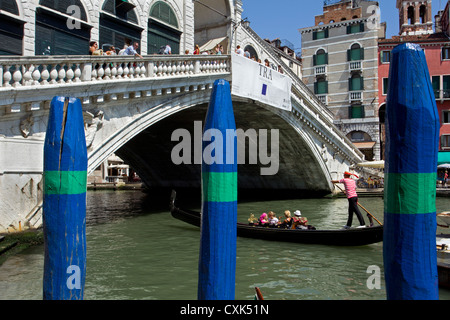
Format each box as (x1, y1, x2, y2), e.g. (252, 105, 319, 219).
(1, 189, 450, 300)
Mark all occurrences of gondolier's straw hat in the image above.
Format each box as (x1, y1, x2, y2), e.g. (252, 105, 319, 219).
(294, 210, 301, 216)
(344, 171, 359, 178)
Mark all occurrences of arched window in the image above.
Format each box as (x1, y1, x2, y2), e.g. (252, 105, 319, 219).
(419, 5, 426, 24)
(99, 0, 142, 53)
(0, 0, 19, 15)
(244, 45, 258, 60)
(0, 0, 23, 55)
(314, 49, 328, 65)
(348, 43, 364, 61)
(148, 1, 181, 54)
(407, 6, 415, 25)
(36, 0, 91, 55)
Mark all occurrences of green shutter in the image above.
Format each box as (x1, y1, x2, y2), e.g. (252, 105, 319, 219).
(347, 25, 351, 34)
(360, 22, 365, 32)
(351, 105, 364, 118)
(313, 31, 317, 40)
(324, 29, 329, 38)
(360, 48, 364, 60)
(347, 49, 351, 61)
(314, 82, 318, 94)
(313, 54, 317, 66)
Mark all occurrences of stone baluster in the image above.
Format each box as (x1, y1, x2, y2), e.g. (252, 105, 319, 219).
(49, 64, 58, 84)
(96, 62, 105, 80)
(22, 64, 32, 86)
(31, 64, 40, 85)
(58, 64, 66, 84)
(73, 63, 81, 82)
(12, 64, 22, 87)
(41, 65, 50, 85)
(3, 64, 12, 87)
(66, 64, 75, 83)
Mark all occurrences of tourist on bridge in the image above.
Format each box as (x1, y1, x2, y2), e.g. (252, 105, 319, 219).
(124, 42, 143, 58)
(332, 171, 368, 229)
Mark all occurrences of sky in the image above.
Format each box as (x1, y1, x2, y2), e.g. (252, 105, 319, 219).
(242, 0, 446, 53)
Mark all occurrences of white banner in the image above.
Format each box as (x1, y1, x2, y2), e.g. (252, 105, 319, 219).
(231, 53, 292, 112)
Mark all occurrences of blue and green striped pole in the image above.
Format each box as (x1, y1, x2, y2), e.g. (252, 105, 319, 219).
(383, 43, 439, 299)
(43, 96, 87, 300)
(198, 79, 237, 300)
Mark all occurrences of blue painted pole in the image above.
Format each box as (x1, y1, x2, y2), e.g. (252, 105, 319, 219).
(43, 96, 87, 300)
(198, 79, 237, 300)
(383, 43, 439, 299)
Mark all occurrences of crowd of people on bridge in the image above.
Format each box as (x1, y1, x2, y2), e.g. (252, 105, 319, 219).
(88, 39, 285, 74)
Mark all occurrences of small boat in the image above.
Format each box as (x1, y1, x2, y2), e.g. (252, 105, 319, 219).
(437, 212, 450, 228)
(169, 191, 383, 246)
(437, 235, 450, 289)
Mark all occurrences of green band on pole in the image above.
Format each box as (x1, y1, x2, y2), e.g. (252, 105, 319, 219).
(44, 171, 87, 195)
(384, 172, 436, 214)
(202, 172, 238, 203)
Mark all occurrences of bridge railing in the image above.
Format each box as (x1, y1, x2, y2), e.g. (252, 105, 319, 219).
(0, 55, 231, 88)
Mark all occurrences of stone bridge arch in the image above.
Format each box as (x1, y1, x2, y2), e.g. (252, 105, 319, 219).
(86, 91, 337, 196)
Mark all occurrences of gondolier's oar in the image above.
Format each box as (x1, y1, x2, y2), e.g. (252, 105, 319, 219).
(334, 184, 382, 226)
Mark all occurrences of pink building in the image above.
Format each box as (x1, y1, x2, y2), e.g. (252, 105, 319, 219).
(378, 0, 450, 160)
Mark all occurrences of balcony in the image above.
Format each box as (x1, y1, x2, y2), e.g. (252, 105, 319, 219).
(435, 89, 450, 102)
(316, 94, 328, 105)
(349, 61, 362, 72)
(349, 91, 363, 102)
(315, 65, 327, 76)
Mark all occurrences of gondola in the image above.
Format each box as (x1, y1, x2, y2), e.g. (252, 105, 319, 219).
(169, 190, 383, 246)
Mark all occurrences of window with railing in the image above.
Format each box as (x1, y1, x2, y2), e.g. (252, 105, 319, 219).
(313, 49, 328, 66)
(348, 43, 364, 61)
(314, 77, 328, 95)
(349, 74, 364, 91)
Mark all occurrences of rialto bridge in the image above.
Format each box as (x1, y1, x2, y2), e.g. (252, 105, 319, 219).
(0, 0, 367, 232)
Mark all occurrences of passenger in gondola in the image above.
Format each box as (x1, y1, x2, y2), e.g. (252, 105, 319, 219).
(267, 211, 279, 227)
(258, 213, 269, 226)
(292, 210, 309, 230)
(280, 210, 293, 229)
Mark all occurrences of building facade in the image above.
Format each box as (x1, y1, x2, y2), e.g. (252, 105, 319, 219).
(0, 0, 247, 56)
(299, 0, 385, 161)
(378, 0, 450, 159)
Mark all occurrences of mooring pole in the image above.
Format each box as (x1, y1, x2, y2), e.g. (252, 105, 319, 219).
(43, 96, 87, 300)
(198, 79, 237, 300)
(384, 43, 439, 299)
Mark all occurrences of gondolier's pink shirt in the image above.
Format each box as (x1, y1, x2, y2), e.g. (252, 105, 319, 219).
(339, 178, 357, 199)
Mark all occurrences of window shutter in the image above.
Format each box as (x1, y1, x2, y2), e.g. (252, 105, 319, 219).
(347, 49, 351, 61)
(347, 25, 351, 34)
(314, 82, 318, 94)
(324, 29, 329, 38)
(313, 31, 317, 40)
(348, 78, 352, 91)
(360, 48, 364, 60)
(313, 54, 317, 66)
(360, 77, 364, 90)
(360, 22, 365, 32)
(325, 53, 328, 64)
(324, 81, 328, 94)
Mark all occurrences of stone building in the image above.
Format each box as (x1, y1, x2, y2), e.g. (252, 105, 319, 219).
(299, 0, 385, 161)
(0, 0, 248, 56)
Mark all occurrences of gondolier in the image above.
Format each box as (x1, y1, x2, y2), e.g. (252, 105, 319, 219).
(332, 171, 368, 229)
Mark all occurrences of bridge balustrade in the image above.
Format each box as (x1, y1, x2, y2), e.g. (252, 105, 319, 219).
(0, 55, 231, 88)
